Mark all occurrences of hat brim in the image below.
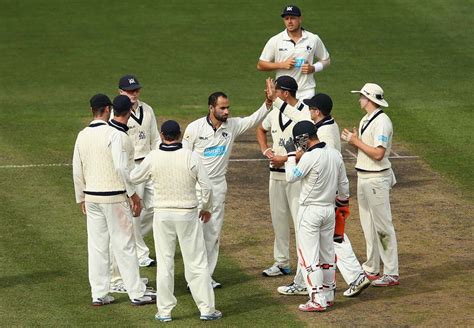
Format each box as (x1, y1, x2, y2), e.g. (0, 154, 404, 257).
(120, 84, 142, 91)
(303, 99, 318, 109)
(350, 90, 389, 107)
(281, 13, 301, 17)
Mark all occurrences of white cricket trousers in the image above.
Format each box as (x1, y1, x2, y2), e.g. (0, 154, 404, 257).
(110, 178, 154, 285)
(357, 170, 399, 275)
(86, 201, 146, 300)
(294, 233, 365, 287)
(200, 177, 227, 277)
(132, 177, 154, 261)
(297, 204, 335, 307)
(269, 178, 301, 266)
(153, 209, 215, 316)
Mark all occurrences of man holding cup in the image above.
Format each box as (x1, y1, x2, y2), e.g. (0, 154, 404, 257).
(257, 5, 331, 99)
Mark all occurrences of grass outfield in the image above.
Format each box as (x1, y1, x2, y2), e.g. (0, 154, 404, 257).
(0, 0, 472, 326)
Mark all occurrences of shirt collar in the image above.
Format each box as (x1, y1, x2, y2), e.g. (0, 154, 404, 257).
(306, 141, 326, 152)
(206, 114, 227, 131)
(89, 119, 108, 127)
(283, 29, 307, 41)
(108, 119, 129, 133)
(159, 142, 183, 151)
(365, 108, 382, 121)
(315, 115, 334, 128)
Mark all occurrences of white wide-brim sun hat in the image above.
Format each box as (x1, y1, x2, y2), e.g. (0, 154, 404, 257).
(351, 83, 389, 107)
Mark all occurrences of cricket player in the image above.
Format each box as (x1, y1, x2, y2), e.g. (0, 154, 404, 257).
(256, 76, 310, 294)
(110, 74, 159, 293)
(131, 120, 222, 322)
(183, 90, 271, 288)
(341, 83, 399, 287)
(285, 120, 350, 312)
(257, 5, 330, 99)
(72, 94, 155, 306)
(266, 82, 370, 296)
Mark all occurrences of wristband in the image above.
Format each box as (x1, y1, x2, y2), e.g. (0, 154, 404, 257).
(262, 148, 272, 156)
(313, 62, 324, 73)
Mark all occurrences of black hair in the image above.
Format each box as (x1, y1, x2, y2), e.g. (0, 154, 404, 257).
(208, 91, 228, 107)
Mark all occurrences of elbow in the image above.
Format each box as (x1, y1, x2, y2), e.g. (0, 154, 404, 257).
(256, 62, 263, 71)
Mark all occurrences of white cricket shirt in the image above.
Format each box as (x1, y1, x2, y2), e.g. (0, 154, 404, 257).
(259, 29, 330, 93)
(183, 103, 269, 180)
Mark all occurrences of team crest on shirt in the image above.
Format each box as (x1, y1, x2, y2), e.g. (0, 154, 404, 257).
(278, 48, 288, 51)
(138, 131, 146, 140)
(306, 45, 312, 52)
(222, 132, 229, 139)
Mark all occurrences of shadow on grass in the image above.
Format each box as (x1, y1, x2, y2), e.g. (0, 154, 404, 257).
(0, 270, 64, 289)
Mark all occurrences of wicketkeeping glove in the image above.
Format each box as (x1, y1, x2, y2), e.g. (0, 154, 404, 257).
(283, 138, 296, 155)
(334, 198, 350, 243)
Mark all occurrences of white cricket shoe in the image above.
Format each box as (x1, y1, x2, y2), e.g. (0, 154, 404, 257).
(131, 292, 156, 306)
(155, 313, 172, 322)
(110, 277, 149, 293)
(262, 263, 291, 277)
(92, 295, 115, 306)
(200, 310, 222, 321)
(211, 278, 222, 289)
(343, 273, 371, 297)
(298, 300, 326, 312)
(139, 257, 156, 267)
(372, 274, 400, 287)
(277, 282, 307, 296)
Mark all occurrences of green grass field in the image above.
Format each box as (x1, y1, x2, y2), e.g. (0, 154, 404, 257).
(1, 0, 473, 326)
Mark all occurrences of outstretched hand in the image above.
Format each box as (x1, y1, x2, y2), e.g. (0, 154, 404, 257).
(265, 77, 277, 102)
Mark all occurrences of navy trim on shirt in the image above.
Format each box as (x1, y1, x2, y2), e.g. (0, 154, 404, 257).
(108, 119, 129, 133)
(84, 190, 126, 196)
(306, 142, 326, 152)
(130, 106, 144, 125)
(279, 103, 304, 132)
(315, 116, 334, 129)
(89, 122, 107, 128)
(206, 114, 217, 132)
(159, 142, 183, 151)
(270, 167, 286, 173)
(361, 110, 384, 136)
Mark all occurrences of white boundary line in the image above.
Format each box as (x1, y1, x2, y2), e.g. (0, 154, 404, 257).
(0, 154, 419, 169)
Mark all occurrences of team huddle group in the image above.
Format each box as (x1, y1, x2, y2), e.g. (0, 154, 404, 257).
(72, 5, 400, 323)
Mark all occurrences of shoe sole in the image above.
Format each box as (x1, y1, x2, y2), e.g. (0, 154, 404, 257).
(278, 289, 308, 296)
(299, 307, 326, 312)
(278, 291, 308, 296)
(200, 316, 222, 321)
(372, 281, 400, 287)
(262, 270, 291, 277)
(155, 317, 172, 322)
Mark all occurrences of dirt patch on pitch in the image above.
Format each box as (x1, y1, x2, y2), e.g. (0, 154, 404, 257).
(220, 131, 474, 327)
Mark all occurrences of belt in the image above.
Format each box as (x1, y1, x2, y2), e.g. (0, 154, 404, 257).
(356, 168, 389, 173)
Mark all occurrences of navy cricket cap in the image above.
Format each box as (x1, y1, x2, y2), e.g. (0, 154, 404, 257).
(161, 120, 181, 135)
(303, 93, 333, 114)
(275, 75, 298, 92)
(90, 93, 113, 109)
(293, 120, 317, 139)
(119, 74, 142, 91)
(281, 5, 301, 17)
(112, 95, 132, 116)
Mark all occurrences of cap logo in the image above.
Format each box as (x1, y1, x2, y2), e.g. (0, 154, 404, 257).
(286, 6, 293, 11)
(128, 78, 136, 84)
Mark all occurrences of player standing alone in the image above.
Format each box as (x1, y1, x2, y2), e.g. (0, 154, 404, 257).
(257, 5, 330, 99)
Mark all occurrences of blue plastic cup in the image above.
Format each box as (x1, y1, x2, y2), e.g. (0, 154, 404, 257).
(295, 57, 305, 68)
